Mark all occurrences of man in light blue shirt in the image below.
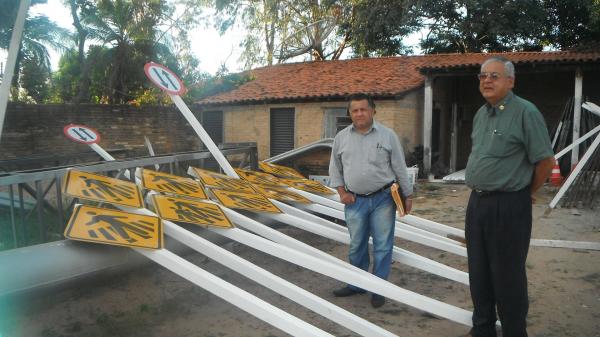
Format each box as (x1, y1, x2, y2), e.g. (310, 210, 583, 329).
(329, 93, 413, 308)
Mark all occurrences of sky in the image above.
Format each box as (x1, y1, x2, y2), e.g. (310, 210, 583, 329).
(1, 0, 423, 77)
(2, 0, 247, 75)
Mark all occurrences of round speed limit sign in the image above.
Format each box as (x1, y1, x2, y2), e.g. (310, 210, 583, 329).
(64, 124, 101, 144)
(144, 62, 186, 95)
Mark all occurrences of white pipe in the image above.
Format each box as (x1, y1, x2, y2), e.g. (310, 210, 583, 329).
(170, 95, 238, 178)
(164, 222, 398, 337)
(203, 211, 473, 326)
(136, 248, 333, 337)
(554, 124, 600, 160)
(266, 203, 469, 284)
(0, 0, 31, 141)
(298, 202, 467, 255)
(549, 132, 600, 209)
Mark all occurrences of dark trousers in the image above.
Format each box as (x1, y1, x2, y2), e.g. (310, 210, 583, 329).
(466, 187, 532, 337)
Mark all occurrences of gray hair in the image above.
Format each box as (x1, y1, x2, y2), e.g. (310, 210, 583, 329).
(481, 56, 515, 78)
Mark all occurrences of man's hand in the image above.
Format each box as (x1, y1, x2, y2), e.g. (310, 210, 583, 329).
(404, 197, 413, 214)
(530, 156, 554, 204)
(336, 186, 355, 205)
(340, 190, 356, 205)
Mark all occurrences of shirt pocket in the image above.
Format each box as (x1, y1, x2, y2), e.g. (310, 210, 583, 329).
(369, 143, 391, 164)
(484, 131, 513, 157)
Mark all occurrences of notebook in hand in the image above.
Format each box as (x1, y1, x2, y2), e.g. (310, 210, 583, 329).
(390, 183, 406, 217)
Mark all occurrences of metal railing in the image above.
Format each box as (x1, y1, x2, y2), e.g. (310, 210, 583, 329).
(0, 143, 257, 251)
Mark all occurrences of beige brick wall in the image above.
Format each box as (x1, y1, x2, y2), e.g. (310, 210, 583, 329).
(219, 93, 423, 161)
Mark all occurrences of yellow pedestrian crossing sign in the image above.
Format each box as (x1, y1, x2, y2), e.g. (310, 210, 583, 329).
(151, 194, 233, 229)
(63, 170, 144, 208)
(259, 162, 305, 179)
(189, 167, 256, 193)
(251, 183, 311, 204)
(210, 188, 282, 213)
(279, 178, 335, 195)
(64, 204, 163, 249)
(141, 169, 207, 199)
(235, 168, 286, 187)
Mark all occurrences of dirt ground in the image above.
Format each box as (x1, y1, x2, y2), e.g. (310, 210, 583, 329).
(1, 182, 599, 337)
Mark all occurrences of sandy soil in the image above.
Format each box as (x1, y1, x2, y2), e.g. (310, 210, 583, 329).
(1, 183, 599, 337)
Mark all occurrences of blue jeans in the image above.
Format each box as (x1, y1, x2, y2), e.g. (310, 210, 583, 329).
(344, 189, 396, 292)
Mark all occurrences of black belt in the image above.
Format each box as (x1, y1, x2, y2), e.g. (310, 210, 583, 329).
(473, 186, 529, 197)
(351, 181, 395, 198)
(473, 189, 500, 196)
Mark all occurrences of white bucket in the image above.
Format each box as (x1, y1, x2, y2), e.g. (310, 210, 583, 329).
(406, 166, 419, 185)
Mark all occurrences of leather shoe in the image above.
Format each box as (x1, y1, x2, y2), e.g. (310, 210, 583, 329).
(332, 287, 365, 297)
(371, 294, 385, 308)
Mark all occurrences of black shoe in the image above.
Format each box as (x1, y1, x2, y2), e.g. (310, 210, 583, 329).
(332, 287, 365, 297)
(371, 294, 385, 308)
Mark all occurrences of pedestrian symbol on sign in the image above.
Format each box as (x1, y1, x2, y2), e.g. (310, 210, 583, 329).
(64, 204, 163, 249)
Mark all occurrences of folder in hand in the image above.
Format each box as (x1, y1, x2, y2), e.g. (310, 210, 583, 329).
(390, 183, 406, 217)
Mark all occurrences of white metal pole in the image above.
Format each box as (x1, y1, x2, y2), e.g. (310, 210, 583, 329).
(583, 101, 600, 118)
(298, 202, 466, 249)
(169, 95, 238, 178)
(136, 248, 334, 337)
(424, 76, 433, 175)
(549, 132, 600, 209)
(554, 124, 600, 160)
(571, 68, 583, 167)
(144, 135, 160, 170)
(93, 160, 340, 335)
(164, 222, 398, 337)
(0, 0, 31, 142)
(289, 201, 467, 257)
(204, 216, 473, 326)
(263, 207, 469, 285)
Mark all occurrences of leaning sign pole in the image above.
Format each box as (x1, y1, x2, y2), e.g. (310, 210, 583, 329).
(0, 0, 31, 143)
(143, 62, 239, 178)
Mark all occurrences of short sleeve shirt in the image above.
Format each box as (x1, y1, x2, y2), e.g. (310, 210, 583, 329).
(465, 91, 554, 191)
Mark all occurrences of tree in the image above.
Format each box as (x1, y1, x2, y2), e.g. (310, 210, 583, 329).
(214, 0, 355, 69)
(544, 0, 600, 50)
(342, 0, 421, 57)
(20, 53, 51, 102)
(418, 0, 547, 53)
(58, 0, 207, 104)
(1, 0, 70, 102)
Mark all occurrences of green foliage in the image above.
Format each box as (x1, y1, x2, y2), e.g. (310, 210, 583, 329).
(544, 0, 600, 50)
(53, 0, 208, 104)
(187, 72, 254, 101)
(213, 0, 600, 65)
(214, 0, 354, 69)
(20, 54, 51, 102)
(419, 0, 547, 53)
(344, 0, 421, 56)
(0, 0, 71, 103)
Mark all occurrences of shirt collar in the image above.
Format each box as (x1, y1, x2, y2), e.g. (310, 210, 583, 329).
(485, 91, 514, 115)
(350, 120, 378, 134)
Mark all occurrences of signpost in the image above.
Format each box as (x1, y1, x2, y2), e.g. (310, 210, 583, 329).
(144, 62, 238, 178)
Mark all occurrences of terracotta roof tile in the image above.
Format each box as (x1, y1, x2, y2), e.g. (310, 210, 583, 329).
(198, 51, 600, 105)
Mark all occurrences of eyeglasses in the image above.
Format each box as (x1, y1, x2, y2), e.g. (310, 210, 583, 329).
(477, 72, 506, 81)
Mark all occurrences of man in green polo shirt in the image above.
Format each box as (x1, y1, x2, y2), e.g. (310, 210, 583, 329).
(463, 56, 554, 337)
